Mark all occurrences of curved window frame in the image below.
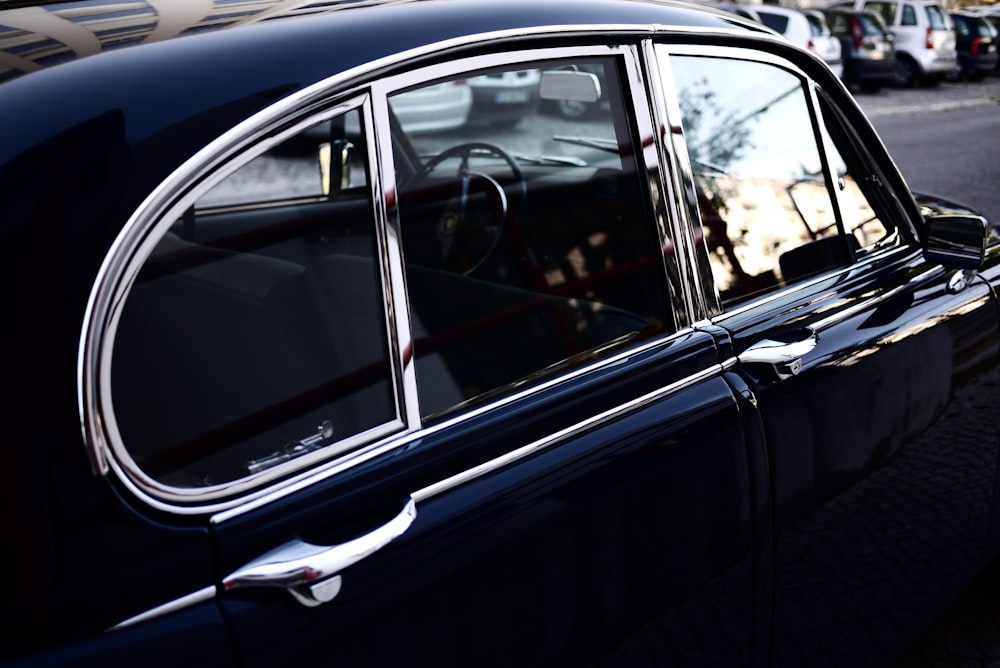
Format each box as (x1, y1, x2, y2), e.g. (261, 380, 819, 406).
(79, 36, 693, 516)
(78, 92, 414, 511)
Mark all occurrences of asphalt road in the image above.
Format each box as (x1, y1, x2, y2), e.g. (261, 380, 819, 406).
(852, 76, 1000, 668)
(857, 77, 1000, 226)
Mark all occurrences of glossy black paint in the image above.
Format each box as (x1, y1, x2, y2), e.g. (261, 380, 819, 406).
(2, 0, 998, 666)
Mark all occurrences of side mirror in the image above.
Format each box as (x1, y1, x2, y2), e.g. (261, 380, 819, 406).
(923, 213, 989, 270)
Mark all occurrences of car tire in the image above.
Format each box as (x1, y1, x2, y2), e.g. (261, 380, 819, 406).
(892, 55, 920, 87)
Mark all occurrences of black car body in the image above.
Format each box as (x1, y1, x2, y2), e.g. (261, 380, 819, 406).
(826, 8, 898, 90)
(2, 1, 999, 666)
(949, 11, 999, 80)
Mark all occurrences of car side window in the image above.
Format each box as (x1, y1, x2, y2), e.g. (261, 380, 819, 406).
(668, 55, 867, 306)
(111, 105, 399, 491)
(865, 1, 899, 26)
(389, 56, 675, 418)
(901, 4, 917, 26)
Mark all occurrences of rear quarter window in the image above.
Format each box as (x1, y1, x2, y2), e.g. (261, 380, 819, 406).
(759, 13, 790, 33)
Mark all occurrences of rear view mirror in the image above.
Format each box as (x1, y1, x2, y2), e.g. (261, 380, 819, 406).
(539, 70, 601, 103)
(923, 213, 989, 270)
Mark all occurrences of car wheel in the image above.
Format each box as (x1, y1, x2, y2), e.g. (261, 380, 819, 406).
(892, 56, 919, 87)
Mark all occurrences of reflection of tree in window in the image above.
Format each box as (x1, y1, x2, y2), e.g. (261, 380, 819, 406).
(673, 57, 841, 304)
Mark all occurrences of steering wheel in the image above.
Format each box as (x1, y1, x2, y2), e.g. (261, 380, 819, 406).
(401, 142, 526, 275)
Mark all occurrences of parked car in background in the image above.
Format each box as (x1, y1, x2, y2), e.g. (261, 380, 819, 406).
(984, 13, 1000, 72)
(755, 5, 845, 77)
(466, 69, 542, 127)
(827, 0, 957, 85)
(825, 8, 898, 90)
(389, 81, 473, 133)
(708, 1, 764, 22)
(2, 0, 999, 666)
(949, 11, 999, 80)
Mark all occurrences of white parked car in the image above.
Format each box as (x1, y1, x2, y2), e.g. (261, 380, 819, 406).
(755, 5, 845, 78)
(827, 0, 957, 85)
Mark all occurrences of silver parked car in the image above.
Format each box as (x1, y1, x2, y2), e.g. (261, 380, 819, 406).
(828, 0, 957, 85)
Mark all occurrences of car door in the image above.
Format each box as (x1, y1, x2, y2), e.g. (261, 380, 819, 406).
(657, 42, 1000, 665)
(93, 44, 765, 666)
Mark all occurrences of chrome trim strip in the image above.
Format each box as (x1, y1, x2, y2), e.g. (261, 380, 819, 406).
(362, 90, 417, 431)
(212, 326, 697, 524)
(412, 362, 724, 503)
(647, 42, 704, 323)
(810, 265, 942, 332)
(711, 246, 919, 323)
(635, 39, 691, 329)
(108, 586, 216, 632)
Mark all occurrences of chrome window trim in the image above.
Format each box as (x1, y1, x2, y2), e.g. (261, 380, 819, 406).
(79, 93, 411, 509)
(635, 39, 692, 329)
(79, 25, 761, 516)
(411, 359, 726, 503)
(214, 324, 711, 524)
(647, 41, 711, 324)
(372, 45, 687, 401)
(213, 330, 698, 524)
(711, 245, 924, 323)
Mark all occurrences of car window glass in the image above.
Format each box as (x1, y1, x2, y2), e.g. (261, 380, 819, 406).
(901, 4, 917, 25)
(198, 109, 368, 209)
(925, 5, 947, 29)
(865, 1, 899, 26)
(669, 55, 854, 307)
(759, 13, 790, 34)
(816, 117, 890, 250)
(389, 56, 674, 418)
(806, 14, 824, 36)
(111, 107, 398, 490)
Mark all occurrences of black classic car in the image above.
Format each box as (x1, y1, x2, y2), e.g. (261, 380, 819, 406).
(2, 0, 999, 666)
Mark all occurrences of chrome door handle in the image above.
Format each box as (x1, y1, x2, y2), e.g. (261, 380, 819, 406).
(223, 497, 417, 607)
(738, 329, 818, 379)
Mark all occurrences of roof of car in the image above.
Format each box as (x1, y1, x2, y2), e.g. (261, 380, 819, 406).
(0, 0, 755, 85)
(0, 0, 762, 161)
(0, 0, 779, 299)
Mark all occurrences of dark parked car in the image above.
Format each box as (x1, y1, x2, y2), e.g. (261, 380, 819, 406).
(825, 8, 898, 90)
(2, 0, 999, 666)
(985, 12, 1000, 72)
(949, 11, 999, 80)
